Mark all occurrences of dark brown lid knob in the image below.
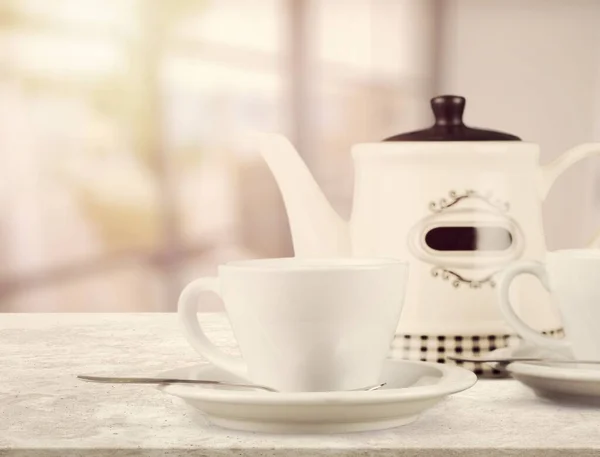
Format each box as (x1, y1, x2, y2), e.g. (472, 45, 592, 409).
(383, 95, 521, 142)
(432, 95, 466, 126)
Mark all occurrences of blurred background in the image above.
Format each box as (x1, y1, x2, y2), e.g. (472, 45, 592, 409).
(1, 0, 599, 312)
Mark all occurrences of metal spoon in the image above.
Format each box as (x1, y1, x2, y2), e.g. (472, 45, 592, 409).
(77, 375, 386, 392)
(448, 355, 600, 365)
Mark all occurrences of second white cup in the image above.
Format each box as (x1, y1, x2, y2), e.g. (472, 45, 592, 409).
(498, 249, 600, 360)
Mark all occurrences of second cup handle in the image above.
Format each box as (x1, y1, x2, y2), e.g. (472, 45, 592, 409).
(178, 277, 248, 379)
(497, 261, 570, 351)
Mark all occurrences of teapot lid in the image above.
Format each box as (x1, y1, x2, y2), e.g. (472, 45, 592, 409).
(383, 95, 521, 141)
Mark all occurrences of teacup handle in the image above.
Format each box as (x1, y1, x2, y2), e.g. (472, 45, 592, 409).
(178, 277, 248, 379)
(497, 261, 570, 350)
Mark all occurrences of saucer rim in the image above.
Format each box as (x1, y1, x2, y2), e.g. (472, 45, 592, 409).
(507, 362, 600, 381)
(157, 358, 477, 405)
(488, 347, 600, 382)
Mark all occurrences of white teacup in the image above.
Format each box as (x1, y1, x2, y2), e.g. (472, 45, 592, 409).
(498, 249, 600, 360)
(178, 257, 408, 392)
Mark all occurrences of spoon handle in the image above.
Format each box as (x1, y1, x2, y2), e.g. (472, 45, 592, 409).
(77, 375, 385, 392)
(77, 375, 278, 391)
(448, 356, 600, 364)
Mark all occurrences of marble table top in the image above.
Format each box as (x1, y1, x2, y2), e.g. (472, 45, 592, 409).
(2, 313, 600, 457)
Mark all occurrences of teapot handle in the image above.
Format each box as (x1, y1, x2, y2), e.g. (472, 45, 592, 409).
(540, 143, 600, 248)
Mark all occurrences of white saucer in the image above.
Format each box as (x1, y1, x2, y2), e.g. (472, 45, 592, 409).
(157, 359, 477, 434)
(488, 344, 600, 403)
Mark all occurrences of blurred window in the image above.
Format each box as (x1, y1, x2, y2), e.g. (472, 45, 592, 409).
(0, 0, 429, 311)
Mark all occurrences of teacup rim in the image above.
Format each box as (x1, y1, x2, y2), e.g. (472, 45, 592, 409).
(220, 257, 408, 271)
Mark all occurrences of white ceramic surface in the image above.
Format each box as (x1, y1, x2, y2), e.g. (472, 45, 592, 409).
(258, 132, 600, 340)
(498, 249, 600, 358)
(157, 358, 477, 434)
(178, 258, 408, 392)
(488, 344, 600, 403)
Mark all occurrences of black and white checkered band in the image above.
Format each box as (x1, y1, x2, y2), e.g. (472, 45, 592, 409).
(390, 328, 565, 377)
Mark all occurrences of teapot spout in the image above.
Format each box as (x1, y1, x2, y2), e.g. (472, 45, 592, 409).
(258, 133, 350, 257)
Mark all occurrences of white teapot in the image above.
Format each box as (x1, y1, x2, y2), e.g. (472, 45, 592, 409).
(258, 95, 600, 376)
